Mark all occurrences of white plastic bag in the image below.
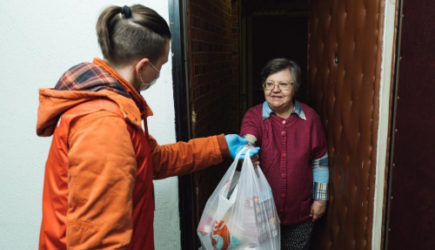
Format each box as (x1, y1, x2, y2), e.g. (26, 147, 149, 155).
(197, 149, 280, 250)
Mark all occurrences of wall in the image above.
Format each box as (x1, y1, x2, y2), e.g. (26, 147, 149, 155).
(0, 1, 179, 249)
(188, 0, 241, 137)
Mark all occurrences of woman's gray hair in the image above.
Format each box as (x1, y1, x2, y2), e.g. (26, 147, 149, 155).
(260, 58, 302, 93)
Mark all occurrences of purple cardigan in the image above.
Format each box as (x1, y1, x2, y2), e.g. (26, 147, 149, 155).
(241, 101, 328, 225)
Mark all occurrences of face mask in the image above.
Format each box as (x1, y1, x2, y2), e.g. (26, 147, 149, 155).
(139, 61, 160, 92)
(139, 76, 158, 91)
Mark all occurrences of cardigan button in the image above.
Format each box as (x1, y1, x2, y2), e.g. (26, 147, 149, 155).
(281, 131, 286, 136)
(281, 152, 286, 158)
(280, 193, 286, 198)
(281, 173, 287, 179)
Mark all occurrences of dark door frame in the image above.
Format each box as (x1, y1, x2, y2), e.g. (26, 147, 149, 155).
(384, 1, 403, 248)
(168, 0, 196, 249)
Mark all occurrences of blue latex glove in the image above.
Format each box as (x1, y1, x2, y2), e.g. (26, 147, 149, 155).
(225, 134, 260, 159)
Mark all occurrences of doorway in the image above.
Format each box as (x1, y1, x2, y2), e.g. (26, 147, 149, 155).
(242, 0, 309, 109)
(174, 0, 388, 249)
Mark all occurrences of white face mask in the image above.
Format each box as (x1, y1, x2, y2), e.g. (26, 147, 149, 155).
(139, 61, 160, 92)
(139, 76, 158, 91)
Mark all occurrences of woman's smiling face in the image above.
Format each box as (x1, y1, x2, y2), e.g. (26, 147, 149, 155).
(263, 68, 296, 114)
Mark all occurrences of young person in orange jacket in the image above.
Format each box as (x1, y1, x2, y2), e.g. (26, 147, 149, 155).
(36, 5, 258, 250)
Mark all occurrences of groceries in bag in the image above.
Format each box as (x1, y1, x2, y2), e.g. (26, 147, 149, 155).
(197, 148, 280, 250)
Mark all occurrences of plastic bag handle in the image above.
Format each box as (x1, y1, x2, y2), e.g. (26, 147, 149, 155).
(235, 146, 248, 160)
(243, 148, 252, 161)
(211, 148, 248, 222)
(242, 148, 255, 173)
(219, 147, 247, 198)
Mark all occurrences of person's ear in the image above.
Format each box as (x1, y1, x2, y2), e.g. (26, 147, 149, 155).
(135, 58, 150, 75)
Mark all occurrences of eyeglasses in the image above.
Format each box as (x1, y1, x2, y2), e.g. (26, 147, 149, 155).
(263, 81, 294, 91)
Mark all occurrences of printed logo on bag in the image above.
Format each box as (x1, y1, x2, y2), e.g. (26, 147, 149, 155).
(211, 220, 241, 250)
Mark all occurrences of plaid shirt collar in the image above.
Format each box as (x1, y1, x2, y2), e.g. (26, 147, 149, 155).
(262, 100, 306, 120)
(55, 62, 130, 98)
(54, 58, 152, 118)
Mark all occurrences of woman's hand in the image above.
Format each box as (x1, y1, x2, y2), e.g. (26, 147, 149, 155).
(250, 152, 260, 167)
(310, 200, 327, 221)
(241, 144, 260, 167)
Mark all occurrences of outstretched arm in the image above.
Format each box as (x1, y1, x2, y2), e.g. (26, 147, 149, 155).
(150, 134, 229, 179)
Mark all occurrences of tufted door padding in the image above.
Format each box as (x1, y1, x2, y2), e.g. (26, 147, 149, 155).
(307, 0, 384, 249)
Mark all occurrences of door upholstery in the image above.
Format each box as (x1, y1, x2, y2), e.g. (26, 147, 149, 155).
(307, 0, 385, 249)
(387, 0, 435, 249)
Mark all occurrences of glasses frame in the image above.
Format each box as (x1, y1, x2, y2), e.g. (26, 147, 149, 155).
(262, 81, 294, 91)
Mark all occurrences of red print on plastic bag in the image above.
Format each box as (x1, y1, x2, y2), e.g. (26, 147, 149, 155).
(211, 220, 230, 250)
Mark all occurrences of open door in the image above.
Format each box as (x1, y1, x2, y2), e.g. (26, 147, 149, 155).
(385, 0, 435, 249)
(307, 0, 385, 249)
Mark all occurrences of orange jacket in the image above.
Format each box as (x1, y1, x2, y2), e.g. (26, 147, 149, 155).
(37, 60, 229, 249)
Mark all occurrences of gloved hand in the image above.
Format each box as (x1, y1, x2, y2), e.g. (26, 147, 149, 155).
(225, 134, 260, 159)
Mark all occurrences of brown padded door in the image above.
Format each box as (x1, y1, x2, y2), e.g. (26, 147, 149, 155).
(307, 0, 384, 249)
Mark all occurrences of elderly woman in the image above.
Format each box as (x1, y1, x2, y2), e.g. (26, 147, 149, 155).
(240, 58, 329, 250)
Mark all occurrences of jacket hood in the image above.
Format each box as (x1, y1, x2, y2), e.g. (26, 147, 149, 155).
(37, 89, 145, 136)
(36, 61, 152, 136)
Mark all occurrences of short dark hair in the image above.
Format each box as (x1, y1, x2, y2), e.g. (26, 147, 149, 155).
(260, 58, 302, 93)
(96, 4, 172, 66)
